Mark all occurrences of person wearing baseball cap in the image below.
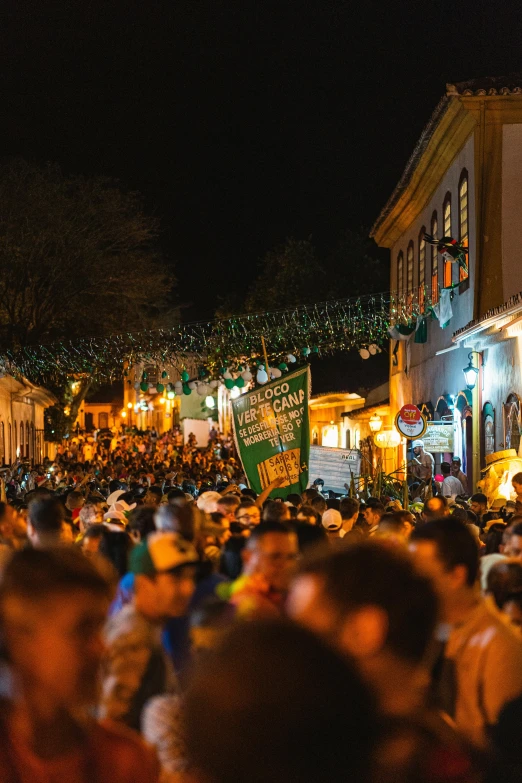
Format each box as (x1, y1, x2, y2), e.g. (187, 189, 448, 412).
(322, 509, 344, 544)
(99, 532, 199, 731)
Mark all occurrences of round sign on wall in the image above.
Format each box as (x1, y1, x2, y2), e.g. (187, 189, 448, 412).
(395, 404, 427, 440)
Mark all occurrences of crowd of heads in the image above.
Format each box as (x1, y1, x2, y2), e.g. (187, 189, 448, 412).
(1, 426, 522, 781)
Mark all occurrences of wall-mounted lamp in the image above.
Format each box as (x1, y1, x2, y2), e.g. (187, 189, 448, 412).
(369, 413, 383, 432)
(463, 351, 481, 391)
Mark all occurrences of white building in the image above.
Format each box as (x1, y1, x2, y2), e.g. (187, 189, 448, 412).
(0, 375, 57, 464)
(371, 76, 522, 490)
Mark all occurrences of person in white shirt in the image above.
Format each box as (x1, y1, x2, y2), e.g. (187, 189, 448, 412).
(440, 461, 464, 501)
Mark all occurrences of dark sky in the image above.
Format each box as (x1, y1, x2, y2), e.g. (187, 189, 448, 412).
(2, 0, 522, 323)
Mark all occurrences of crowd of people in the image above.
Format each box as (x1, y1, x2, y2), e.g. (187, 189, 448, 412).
(1, 427, 522, 782)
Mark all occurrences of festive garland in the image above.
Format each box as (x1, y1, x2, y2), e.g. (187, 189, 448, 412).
(1, 290, 428, 387)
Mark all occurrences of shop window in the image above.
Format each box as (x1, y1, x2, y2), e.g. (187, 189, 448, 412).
(504, 394, 521, 453)
(430, 212, 439, 304)
(458, 169, 469, 289)
(345, 429, 351, 449)
(99, 412, 109, 429)
(418, 228, 426, 311)
(483, 402, 495, 459)
(443, 193, 452, 287)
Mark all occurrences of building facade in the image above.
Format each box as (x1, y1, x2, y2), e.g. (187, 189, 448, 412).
(0, 375, 57, 465)
(372, 76, 522, 492)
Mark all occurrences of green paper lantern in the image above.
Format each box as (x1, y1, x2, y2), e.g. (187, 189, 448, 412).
(219, 367, 226, 375)
(235, 376, 245, 388)
(302, 346, 311, 356)
(140, 382, 149, 392)
(312, 346, 319, 354)
(181, 370, 190, 382)
(156, 383, 164, 393)
(278, 362, 288, 371)
(225, 378, 235, 390)
(183, 383, 191, 395)
(161, 370, 168, 378)
(142, 372, 148, 381)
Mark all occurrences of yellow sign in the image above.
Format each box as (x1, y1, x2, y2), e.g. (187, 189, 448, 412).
(423, 422, 454, 453)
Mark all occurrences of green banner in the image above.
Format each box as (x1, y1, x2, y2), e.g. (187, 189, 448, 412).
(232, 366, 311, 498)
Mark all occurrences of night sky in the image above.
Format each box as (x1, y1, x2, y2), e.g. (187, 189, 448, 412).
(2, 0, 522, 328)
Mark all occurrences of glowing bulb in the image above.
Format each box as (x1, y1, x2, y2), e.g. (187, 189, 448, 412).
(167, 390, 175, 400)
(206, 395, 215, 408)
(230, 386, 241, 399)
(127, 402, 133, 409)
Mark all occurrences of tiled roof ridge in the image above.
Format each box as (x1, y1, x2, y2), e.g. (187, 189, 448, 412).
(453, 291, 522, 338)
(447, 73, 522, 97)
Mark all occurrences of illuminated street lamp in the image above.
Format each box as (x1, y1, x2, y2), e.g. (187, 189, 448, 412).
(463, 352, 480, 390)
(368, 413, 383, 432)
(127, 402, 133, 409)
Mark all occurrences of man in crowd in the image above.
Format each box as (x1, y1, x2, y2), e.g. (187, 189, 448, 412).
(411, 439, 435, 485)
(184, 620, 377, 783)
(26, 497, 68, 548)
(100, 531, 198, 730)
(216, 493, 241, 524)
(0, 547, 159, 781)
(321, 508, 344, 544)
(469, 493, 489, 528)
(143, 485, 163, 508)
(288, 541, 437, 718)
(224, 521, 299, 618)
(363, 498, 384, 536)
(503, 520, 522, 561)
(440, 461, 464, 501)
(339, 496, 360, 537)
(410, 517, 522, 747)
(451, 457, 468, 494)
(422, 495, 450, 521)
(235, 498, 261, 527)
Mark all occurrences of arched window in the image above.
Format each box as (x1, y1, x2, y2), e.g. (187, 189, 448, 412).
(430, 212, 439, 304)
(443, 193, 452, 287)
(406, 242, 414, 295)
(8, 423, 12, 464)
(418, 228, 426, 311)
(13, 421, 17, 457)
(397, 251, 404, 297)
(483, 402, 495, 459)
(459, 169, 469, 286)
(20, 422, 24, 459)
(504, 393, 521, 453)
(25, 422, 30, 461)
(30, 423, 35, 461)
